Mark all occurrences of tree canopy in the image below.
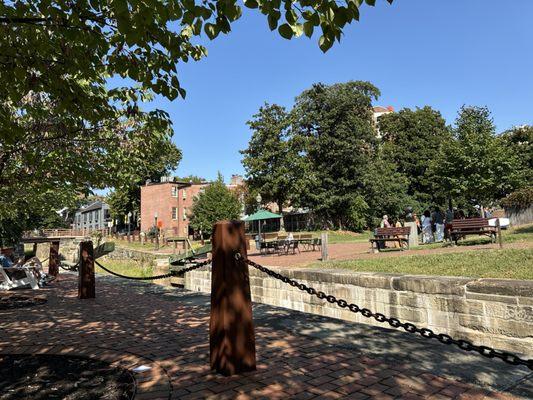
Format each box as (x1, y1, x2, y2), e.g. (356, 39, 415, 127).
(291, 81, 381, 228)
(378, 106, 451, 205)
(189, 174, 242, 237)
(241, 103, 302, 216)
(430, 106, 526, 208)
(242, 85, 532, 230)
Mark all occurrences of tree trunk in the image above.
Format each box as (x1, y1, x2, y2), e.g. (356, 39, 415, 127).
(277, 200, 285, 231)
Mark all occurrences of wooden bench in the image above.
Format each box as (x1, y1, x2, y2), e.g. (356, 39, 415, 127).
(450, 218, 496, 245)
(370, 227, 411, 252)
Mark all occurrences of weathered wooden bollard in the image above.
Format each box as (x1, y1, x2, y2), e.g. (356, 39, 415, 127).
(48, 240, 60, 277)
(210, 221, 256, 376)
(78, 241, 95, 299)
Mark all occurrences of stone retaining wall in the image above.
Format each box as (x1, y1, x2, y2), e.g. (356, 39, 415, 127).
(103, 246, 157, 265)
(185, 267, 533, 357)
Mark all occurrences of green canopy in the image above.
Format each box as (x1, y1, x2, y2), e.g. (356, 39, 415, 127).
(243, 209, 282, 222)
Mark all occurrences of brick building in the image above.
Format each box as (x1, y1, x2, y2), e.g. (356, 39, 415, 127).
(140, 179, 208, 236)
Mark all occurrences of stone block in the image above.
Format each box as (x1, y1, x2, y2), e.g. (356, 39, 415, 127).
(392, 275, 471, 295)
(389, 306, 426, 324)
(484, 303, 533, 323)
(466, 279, 533, 297)
(431, 297, 484, 315)
(465, 292, 518, 305)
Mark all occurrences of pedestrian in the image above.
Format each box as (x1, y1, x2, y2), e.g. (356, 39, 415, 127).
(421, 210, 433, 244)
(445, 207, 454, 241)
(433, 207, 445, 242)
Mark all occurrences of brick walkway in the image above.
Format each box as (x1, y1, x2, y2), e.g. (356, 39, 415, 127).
(0, 275, 526, 399)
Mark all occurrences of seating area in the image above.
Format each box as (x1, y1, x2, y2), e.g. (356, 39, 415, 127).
(369, 227, 411, 252)
(247, 232, 322, 256)
(451, 217, 497, 245)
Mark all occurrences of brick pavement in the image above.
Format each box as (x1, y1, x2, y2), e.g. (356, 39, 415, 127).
(0, 275, 526, 399)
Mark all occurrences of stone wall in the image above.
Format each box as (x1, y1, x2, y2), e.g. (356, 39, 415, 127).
(103, 246, 157, 265)
(35, 237, 85, 262)
(185, 267, 533, 357)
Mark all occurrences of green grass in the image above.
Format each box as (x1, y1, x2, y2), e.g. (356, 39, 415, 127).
(408, 223, 533, 250)
(311, 248, 533, 280)
(326, 230, 372, 244)
(95, 259, 154, 278)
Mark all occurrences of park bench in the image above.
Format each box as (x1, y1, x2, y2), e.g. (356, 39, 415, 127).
(369, 227, 411, 253)
(450, 218, 497, 245)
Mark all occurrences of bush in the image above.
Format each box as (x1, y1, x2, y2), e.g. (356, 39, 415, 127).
(501, 187, 533, 209)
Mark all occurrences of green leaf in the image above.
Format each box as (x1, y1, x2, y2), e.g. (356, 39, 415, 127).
(303, 21, 314, 38)
(244, 0, 259, 8)
(204, 23, 218, 39)
(268, 14, 279, 31)
(278, 23, 293, 39)
(318, 35, 333, 52)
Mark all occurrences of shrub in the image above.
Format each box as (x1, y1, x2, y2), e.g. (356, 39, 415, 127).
(501, 187, 533, 209)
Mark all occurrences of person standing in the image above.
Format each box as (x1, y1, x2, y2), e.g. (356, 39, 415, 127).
(421, 210, 433, 244)
(433, 207, 445, 242)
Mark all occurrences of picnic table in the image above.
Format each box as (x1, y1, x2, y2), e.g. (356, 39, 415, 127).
(256, 233, 322, 255)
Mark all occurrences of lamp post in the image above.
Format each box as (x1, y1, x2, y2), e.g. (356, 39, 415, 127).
(154, 212, 159, 250)
(127, 211, 132, 237)
(255, 194, 262, 238)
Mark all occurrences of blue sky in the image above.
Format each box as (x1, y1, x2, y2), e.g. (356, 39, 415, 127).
(149, 0, 533, 182)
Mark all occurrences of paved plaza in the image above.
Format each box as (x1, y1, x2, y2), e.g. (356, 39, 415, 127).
(1, 274, 531, 399)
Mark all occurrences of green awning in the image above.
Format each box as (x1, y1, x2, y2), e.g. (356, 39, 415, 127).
(242, 209, 282, 222)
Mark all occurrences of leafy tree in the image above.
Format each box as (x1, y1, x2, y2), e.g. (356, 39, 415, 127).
(0, 92, 178, 244)
(291, 81, 380, 229)
(176, 175, 206, 184)
(189, 174, 241, 237)
(430, 106, 526, 210)
(501, 125, 533, 183)
(107, 138, 181, 220)
(378, 107, 451, 204)
(241, 104, 303, 223)
(360, 155, 412, 226)
(1, 0, 394, 107)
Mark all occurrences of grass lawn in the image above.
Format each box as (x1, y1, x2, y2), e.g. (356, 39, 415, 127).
(313, 248, 533, 280)
(406, 223, 533, 250)
(95, 259, 154, 278)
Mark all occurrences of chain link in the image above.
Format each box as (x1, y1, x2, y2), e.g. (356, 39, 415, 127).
(237, 254, 533, 371)
(94, 259, 211, 281)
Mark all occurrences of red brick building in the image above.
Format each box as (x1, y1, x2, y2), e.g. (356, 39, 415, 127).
(140, 180, 208, 236)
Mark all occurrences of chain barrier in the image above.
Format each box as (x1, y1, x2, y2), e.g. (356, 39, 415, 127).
(94, 259, 211, 281)
(236, 253, 533, 371)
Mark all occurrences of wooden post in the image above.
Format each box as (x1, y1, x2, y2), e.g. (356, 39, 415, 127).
(321, 232, 329, 261)
(48, 241, 60, 276)
(496, 218, 503, 249)
(78, 241, 95, 299)
(210, 221, 256, 376)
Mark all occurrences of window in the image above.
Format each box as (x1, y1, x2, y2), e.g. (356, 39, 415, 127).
(171, 186, 178, 197)
(182, 189, 187, 200)
(172, 207, 178, 220)
(182, 207, 187, 221)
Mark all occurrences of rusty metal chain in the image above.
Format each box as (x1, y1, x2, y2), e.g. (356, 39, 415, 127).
(94, 259, 211, 281)
(237, 254, 533, 371)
